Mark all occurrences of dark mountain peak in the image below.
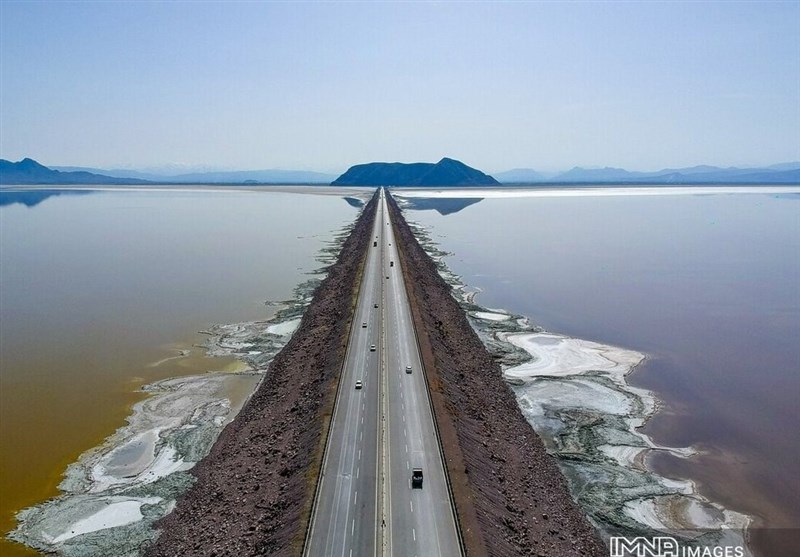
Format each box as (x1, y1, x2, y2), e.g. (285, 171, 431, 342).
(332, 157, 498, 187)
(18, 158, 48, 170)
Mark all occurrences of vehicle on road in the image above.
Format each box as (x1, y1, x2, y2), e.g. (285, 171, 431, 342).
(411, 468, 423, 488)
(370, 344, 376, 352)
(386, 275, 390, 279)
(374, 303, 378, 308)
(405, 365, 412, 374)
(362, 322, 367, 328)
(390, 261, 394, 267)
(355, 380, 363, 390)
(373, 241, 377, 247)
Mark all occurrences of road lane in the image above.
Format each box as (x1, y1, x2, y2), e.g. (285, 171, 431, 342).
(381, 190, 461, 557)
(304, 196, 384, 557)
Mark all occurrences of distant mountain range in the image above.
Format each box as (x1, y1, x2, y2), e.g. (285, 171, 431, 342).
(332, 157, 499, 186)
(492, 168, 548, 183)
(0, 159, 336, 185)
(2, 157, 798, 186)
(495, 163, 800, 184)
(0, 158, 150, 185)
(51, 165, 336, 184)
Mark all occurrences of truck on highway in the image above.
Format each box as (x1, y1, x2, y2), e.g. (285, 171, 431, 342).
(411, 468, 423, 488)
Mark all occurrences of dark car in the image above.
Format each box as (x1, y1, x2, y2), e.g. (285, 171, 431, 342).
(405, 365, 412, 374)
(411, 468, 423, 488)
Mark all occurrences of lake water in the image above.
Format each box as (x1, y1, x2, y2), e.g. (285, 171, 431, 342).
(0, 187, 362, 556)
(398, 187, 800, 557)
(2, 186, 797, 556)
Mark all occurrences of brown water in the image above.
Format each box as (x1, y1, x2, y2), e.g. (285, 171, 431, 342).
(0, 187, 359, 556)
(402, 189, 800, 556)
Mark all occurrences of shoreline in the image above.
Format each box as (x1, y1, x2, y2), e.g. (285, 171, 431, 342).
(387, 191, 608, 556)
(143, 191, 378, 556)
(394, 197, 754, 555)
(7, 201, 371, 556)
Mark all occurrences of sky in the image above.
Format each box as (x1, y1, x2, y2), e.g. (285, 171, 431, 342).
(1, 1, 798, 174)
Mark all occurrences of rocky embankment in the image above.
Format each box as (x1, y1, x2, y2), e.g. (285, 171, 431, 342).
(386, 192, 607, 557)
(145, 192, 377, 557)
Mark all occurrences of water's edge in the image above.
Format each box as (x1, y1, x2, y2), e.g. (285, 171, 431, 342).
(400, 206, 753, 554)
(8, 220, 359, 557)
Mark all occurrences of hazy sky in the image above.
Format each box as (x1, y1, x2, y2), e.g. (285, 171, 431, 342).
(1, 1, 798, 173)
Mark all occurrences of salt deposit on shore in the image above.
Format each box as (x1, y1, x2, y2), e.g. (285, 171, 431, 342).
(9, 370, 261, 556)
(502, 332, 644, 380)
(471, 310, 510, 321)
(9, 218, 357, 556)
(12, 314, 303, 556)
(400, 210, 753, 555)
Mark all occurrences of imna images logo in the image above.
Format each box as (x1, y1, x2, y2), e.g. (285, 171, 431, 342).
(609, 536, 745, 557)
(610, 537, 680, 557)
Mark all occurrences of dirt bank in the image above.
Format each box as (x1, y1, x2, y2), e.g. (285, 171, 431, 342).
(145, 191, 378, 557)
(386, 191, 607, 557)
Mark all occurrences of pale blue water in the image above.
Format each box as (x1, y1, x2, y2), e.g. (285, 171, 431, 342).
(1, 188, 358, 350)
(401, 190, 800, 554)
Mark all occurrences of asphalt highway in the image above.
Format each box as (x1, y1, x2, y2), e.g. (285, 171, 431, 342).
(304, 190, 461, 557)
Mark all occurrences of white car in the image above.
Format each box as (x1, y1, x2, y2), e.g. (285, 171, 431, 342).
(370, 344, 376, 352)
(355, 380, 363, 390)
(405, 365, 412, 374)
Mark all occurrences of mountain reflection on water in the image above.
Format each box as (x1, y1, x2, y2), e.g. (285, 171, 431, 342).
(0, 189, 93, 207)
(344, 195, 483, 215)
(343, 196, 365, 209)
(399, 196, 483, 215)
